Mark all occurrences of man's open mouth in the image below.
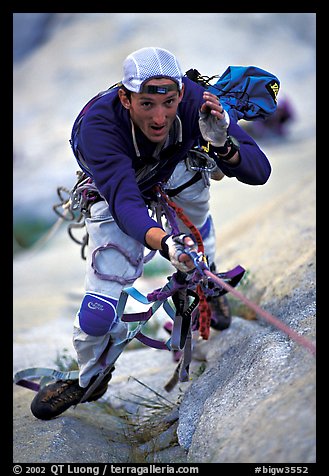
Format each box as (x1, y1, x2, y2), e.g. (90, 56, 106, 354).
(151, 125, 166, 131)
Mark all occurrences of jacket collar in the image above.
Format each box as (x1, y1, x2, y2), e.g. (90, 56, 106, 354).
(130, 115, 182, 158)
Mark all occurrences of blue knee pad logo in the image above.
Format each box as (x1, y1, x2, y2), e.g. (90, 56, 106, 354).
(79, 293, 118, 336)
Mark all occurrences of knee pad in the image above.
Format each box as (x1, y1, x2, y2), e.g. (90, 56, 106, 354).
(78, 293, 118, 336)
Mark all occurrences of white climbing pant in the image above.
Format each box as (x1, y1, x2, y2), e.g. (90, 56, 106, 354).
(73, 161, 217, 387)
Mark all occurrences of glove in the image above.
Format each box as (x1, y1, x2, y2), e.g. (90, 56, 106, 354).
(161, 234, 197, 273)
(199, 108, 230, 147)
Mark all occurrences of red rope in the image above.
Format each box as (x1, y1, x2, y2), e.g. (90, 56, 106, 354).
(162, 194, 205, 253)
(197, 285, 212, 339)
(204, 269, 316, 357)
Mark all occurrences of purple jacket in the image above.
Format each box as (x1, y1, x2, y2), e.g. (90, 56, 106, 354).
(77, 77, 271, 246)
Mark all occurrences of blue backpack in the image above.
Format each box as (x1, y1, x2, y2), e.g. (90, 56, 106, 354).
(186, 65, 280, 121)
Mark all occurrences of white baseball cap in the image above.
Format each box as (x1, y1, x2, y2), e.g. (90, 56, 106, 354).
(122, 47, 183, 93)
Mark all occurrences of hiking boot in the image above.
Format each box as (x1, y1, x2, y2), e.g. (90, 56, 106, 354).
(208, 294, 232, 331)
(30, 367, 114, 420)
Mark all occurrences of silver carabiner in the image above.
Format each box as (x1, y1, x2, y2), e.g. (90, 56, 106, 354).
(186, 148, 217, 173)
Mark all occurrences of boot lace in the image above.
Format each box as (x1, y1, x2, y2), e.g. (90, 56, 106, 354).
(41, 380, 83, 406)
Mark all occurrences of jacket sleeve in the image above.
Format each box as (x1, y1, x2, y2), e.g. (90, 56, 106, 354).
(79, 110, 163, 247)
(210, 118, 271, 185)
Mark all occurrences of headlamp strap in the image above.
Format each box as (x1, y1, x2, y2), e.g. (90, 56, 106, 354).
(141, 84, 179, 94)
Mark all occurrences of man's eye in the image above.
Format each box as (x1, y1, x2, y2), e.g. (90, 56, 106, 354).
(165, 98, 175, 106)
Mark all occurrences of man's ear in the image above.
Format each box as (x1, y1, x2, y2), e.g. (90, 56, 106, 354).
(118, 88, 131, 109)
(178, 83, 185, 103)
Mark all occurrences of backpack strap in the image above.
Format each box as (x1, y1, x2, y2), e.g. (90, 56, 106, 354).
(165, 171, 202, 197)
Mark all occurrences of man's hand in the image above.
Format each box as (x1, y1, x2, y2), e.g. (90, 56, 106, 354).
(199, 91, 230, 147)
(161, 234, 197, 273)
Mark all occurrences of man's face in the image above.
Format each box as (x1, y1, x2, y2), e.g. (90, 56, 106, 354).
(120, 78, 184, 144)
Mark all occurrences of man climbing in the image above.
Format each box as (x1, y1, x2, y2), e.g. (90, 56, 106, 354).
(31, 46, 271, 420)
